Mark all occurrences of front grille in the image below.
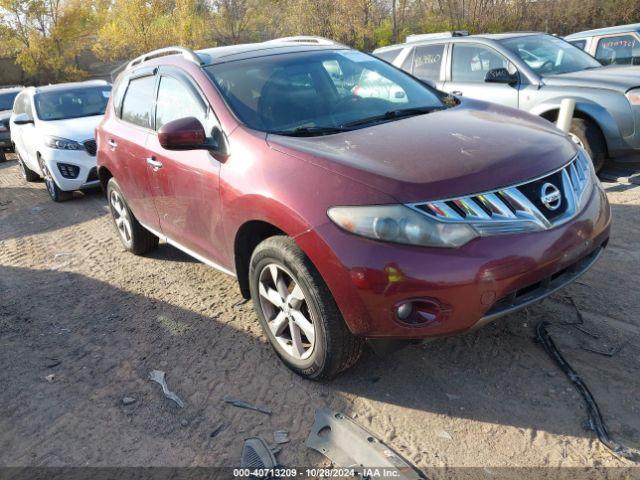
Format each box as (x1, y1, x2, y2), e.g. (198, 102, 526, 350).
(86, 167, 98, 182)
(83, 139, 97, 156)
(410, 151, 593, 236)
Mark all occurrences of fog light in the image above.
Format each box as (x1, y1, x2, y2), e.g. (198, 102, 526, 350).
(396, 302, 413, 320)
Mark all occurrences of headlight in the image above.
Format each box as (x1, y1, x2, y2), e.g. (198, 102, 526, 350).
(44, 135, 82, 150)
(626, 88, 640, 105)
(327, 204, 477, 248)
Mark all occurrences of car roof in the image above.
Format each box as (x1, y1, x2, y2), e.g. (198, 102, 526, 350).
(195, 42, 350, 66)
(566, 23, 640, 40)
(374, 31, 545, 51)
(0, 86, 24, 94)
(27, 80, 110, 95)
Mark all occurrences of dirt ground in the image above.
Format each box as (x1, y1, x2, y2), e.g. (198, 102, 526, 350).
(1, 153, 639, 476)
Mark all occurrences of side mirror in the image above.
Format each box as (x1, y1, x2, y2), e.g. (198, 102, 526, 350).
(13, 113, 33, 125)
(485, 68, 518, 84)
(158, 117, 207, 150)
(158, 117, 228, 156)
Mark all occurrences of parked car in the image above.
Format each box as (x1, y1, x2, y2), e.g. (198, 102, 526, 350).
(97, 42, 610, 379)
(10, 80, 111, 201)
(374, 32, 640, 170)
(566, 23, 640, 66)
(0, 85, 23, 162)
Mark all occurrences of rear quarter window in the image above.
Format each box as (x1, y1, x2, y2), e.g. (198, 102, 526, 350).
(375, 49, 401, 63)
(569, 39, 587, 50)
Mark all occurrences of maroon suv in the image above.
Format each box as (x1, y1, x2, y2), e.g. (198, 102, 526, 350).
(96, 42, 610, 379)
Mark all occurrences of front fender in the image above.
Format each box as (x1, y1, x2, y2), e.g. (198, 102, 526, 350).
(530, 95, 631, 149)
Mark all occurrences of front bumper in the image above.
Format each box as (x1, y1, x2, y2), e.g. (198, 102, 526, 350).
(297, 184, 611, 338)
(40, 147, 99, 191)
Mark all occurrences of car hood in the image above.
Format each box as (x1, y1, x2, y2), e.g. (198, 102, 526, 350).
(266, 99, 577, 203)
(38, 115, 104, 142)
(543, 65, 640, 91)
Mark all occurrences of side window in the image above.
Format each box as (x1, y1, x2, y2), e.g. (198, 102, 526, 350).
(155, 76, 207, 130)
(24, 97, 33, 118)
(413, 44, 445, 81)
(596, 34, 640, 65)
(121, 75, 156, 128)
(13, 94, 24, 115)
(452, 44, 511, 82)
(569, 40, 587, 50)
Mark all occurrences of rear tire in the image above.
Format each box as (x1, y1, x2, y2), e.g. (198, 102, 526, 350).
(569, 118, 607, 171)
(249, 236, 363, 380)
(0, 150, 6, 162)
(107, 178, 159, 255)
(18, 155, 39, 182)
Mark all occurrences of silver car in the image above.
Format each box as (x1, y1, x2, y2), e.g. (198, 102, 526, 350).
(374, 32, 640, 170)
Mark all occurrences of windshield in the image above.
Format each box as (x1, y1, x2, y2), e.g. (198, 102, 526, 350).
(0, 91, 19, 111)
(500, 35, 602, 75)
(34, 86, 112, 121)
(206, 50, 447, 135)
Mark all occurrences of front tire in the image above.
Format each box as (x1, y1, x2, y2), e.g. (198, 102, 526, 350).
(569, 118, 607, 171)
(38, 156, 72, 202)
(249, 236, 363, 380)
(107, 178, 159, 255)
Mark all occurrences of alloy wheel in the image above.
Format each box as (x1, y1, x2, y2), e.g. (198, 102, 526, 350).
(39, 160, 56, 198)
(257, 263, 316, 360)
(109, 189, 132, 244)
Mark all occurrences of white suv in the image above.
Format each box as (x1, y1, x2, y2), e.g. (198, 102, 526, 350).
(10, 80, 112, 201)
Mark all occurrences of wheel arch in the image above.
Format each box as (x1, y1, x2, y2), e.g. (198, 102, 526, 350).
(234, 220, 287, 298)
(97, 165, 113, 194)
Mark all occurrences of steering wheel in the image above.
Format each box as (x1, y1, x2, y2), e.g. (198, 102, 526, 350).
(539, 60, 555, 72)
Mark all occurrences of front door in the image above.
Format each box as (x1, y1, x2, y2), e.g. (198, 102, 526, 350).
(442, 43, 519, 109)
(145, 72, 225, 266)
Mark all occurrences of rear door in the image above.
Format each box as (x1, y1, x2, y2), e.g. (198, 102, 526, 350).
(107, 70, 160, 231)
(145, 69, 226, 266)
(442, 43, 519, 108)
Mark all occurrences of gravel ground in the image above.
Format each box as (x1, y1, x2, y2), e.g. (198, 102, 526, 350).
(1, 154, 639, 475)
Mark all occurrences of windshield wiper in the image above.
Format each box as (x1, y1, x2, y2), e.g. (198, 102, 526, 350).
(269, 126, 349, 137)
(341, 106, 445, 128)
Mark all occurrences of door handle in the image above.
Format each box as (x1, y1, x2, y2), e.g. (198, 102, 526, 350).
(452, 90, 464, 96)
(108, 139, 118, 150)
(146, 157, 163, 169)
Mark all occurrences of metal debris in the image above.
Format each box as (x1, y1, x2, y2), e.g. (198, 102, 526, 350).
(45, 374, 55, 382)
(273, 430, 290, 444)
(223, 396, 271, 415)
(536, 321, 640, 463)
(306, 408, 426, 479)
(241, 437, 278, 470)
(210, 424, 226, 438)
(148, 370, 184, 408)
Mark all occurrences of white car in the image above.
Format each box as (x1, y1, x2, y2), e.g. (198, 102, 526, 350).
(10, 80, 112, 201)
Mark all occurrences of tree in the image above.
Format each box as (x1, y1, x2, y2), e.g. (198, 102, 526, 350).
(0, 0, 97, 83)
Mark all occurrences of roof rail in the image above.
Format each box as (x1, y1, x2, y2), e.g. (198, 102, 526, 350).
(263, 36, 340, 46)
(405, 31, 469, 43)
(126, 46, 202, 70)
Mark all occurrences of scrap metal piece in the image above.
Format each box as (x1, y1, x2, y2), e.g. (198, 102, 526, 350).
(306, 408, 426, 479)
(149, 370, 184, 408)
(580, 343, 622, 357)
(241, 437, 278, 470)
(224, 396, 272, 415)
(273, 430, 290, 444)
